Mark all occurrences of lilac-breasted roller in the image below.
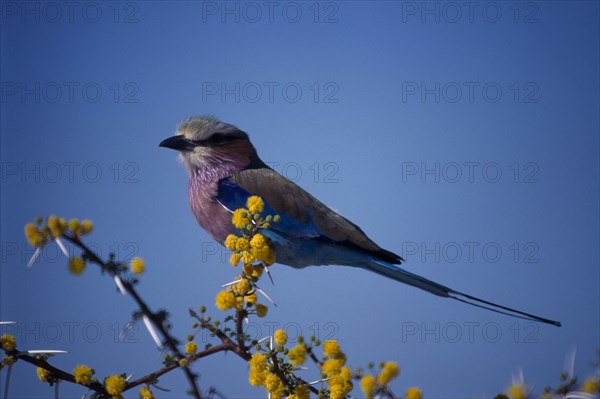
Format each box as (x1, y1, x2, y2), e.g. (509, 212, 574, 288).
(160, 116, 560, 327)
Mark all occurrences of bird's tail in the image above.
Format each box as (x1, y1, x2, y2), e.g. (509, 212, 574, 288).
(367, 258, 561, 327)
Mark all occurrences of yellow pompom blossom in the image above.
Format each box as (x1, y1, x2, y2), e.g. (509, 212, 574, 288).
(230, 252, 242, 266)
(185, 341, 197, 355)
(405, 386, 423, 399)
(68, 218, 80, 232)
(274, 329, 287, 346)
(323, 340, 341, 358)
(243, 264, 264, 279)
(36, 367, 52, 382)
(507, 383, 528, 399)
(0, 334, 16, 351)
(139, 386, 155, 399)
(245, 292, 258, 305)
(322, 359, 343, 376)
(360, 374, 377, 399)
(47, 215, 67, 238)
(235, 278, 250, 295)
(105, 375, 126, 397)
(250, 234, 275, 264)
(215, 290, 236, 311)
(287, 344, 307, 366)
(225, 234, 238, 250)
(248, 353, 268, 386)
(583, 377, 600, 393)
(73, 364, 94, 385)
(130, 257, 145, 275)
(24, 223, 46, 247)
(68, 257, 86, 275)
(265, 373, 285, 399)
(232, 209, 251, 229)
(247, 196, 264, 214)
(377, 361, 400, 385)
(79, 219, 94, 235)
(255, 304, 268, 317)
(293, 385, 309, 399)
(235, 237, 250, 251)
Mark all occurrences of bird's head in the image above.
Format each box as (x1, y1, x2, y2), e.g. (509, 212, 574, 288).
(160, 116, 259, 175)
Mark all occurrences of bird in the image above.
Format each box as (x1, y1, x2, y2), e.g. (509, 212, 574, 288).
(160, 115, 561, 327)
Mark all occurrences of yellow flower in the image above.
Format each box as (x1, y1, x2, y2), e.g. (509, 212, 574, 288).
(377, 361, 399, 385)
(247, 196, 264, 213)
(139, 386, 155, 399)
(255, 304, 268, 317)
(293, 385, 309, 399)
(265, 373, 284, 398)
(2, 356, 15, 366)
(37, 367, 52, 382)
(235, 237, 250, 251)
(323, 340, 341, 358)
(24, 223, 45, 247)
(360, 374, 377, 399)
(232, 209, 250, 229)
(185, 341, 197, 355)
(249, 369, 266, 386)
(245, 292, 257, 305)
(215, 290, 236, 311)
(73, 364, 93, 385)
(68, 218, 80, 233)
(288, 345, 307, 366)
(248, 353, 268, 386)
(224, 234, 238, 250)
(235, 278, 250, 295)
(583, 377, 600, 393)
(130, 257, 145, 275)
(274, 329, 287, 346)
(242, 251, 255, 264)
(243, 264, 263, 279)
(250, 233, 267, 247)
(507, 383, 528, 399)
(0, 334, 16, 351)
(47, 215, 66, 237)
(322, 359, 343, 376)
(230, 252, 242, 266)
(68, 257, 86, 275)
(105, 375, 126, 396)
(80, 220, 94, 235)
(405, 387, 423, 399)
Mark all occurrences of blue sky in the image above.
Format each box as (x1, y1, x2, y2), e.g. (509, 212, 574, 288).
(1, 1, 599, 398)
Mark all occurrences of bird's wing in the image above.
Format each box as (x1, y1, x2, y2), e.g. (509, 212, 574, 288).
(217, 167, 402, 264)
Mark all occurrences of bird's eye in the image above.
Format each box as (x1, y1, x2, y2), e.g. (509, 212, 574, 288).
(210, 133, 226, 144)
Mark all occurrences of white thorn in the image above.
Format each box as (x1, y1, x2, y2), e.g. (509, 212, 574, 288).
(307, 377, 332, 385)
(25, 350, 68, 355)
(27, 248, 42, 269)
(222, 279, 241, 288)
(142, 315, 163, 349)
(55, 237, 68, 257)
(0, 321, 16, 325)
(255, 286, 277, 307)
(113, 275, 127, 295)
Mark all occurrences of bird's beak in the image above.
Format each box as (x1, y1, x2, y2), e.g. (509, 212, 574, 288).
(159, 135, 195, 151)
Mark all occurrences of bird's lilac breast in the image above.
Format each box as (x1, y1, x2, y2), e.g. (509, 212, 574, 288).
(188, 174, 235, 244)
